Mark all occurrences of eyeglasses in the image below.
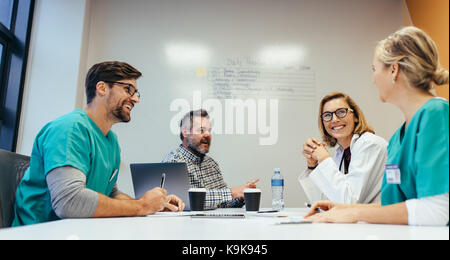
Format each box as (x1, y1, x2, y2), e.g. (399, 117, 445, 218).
(104, 81, 141, 99)
(321, 108, 353, 122)
(192, 127, 212, 135)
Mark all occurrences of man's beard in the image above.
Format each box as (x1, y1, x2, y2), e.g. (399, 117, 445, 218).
(112, 101, 131, 123)
(186, 135, 210, 155)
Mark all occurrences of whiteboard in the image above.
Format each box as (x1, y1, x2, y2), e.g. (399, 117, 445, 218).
(85, 0, 404, 207)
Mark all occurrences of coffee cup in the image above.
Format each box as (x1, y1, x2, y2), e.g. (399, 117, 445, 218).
(244, 188, 261, 211)
(188, 188, 207, 211)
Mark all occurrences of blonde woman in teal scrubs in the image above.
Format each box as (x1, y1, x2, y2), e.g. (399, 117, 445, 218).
(305, 26, 449, 226)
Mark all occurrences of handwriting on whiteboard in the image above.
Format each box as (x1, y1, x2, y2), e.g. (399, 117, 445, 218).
(205, 63, 315, 100)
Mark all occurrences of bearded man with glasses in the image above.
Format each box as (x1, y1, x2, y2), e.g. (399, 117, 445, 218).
(13, 61, 184, 226)
(298, 92, 388, 205)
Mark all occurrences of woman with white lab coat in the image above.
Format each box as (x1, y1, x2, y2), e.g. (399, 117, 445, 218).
(298, 92, 387, 204)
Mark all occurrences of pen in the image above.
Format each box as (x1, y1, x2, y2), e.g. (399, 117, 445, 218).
(160, 173, 166, 189)
(277, 220, 312, 225)
(305, 203, 323, 213)
(109, 169, 118, 182)
(257, 210, 279, 213)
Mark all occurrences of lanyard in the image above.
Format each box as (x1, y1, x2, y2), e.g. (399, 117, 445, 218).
(339, 153, 345, 172)
(339, 147, 351, 174)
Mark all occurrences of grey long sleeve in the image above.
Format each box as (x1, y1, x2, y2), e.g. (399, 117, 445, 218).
(46, 166, 99, 219)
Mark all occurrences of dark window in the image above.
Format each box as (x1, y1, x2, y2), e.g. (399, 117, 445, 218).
(0, 0, 35, 151)
(0, 41, 4, 104)
(0, 0, 14, 29)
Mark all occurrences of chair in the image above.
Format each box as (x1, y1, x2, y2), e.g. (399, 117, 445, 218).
(0, 149, 30, 228)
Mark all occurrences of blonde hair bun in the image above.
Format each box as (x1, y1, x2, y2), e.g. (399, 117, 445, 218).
(376, 26, 448, 91)
(433, 66, 449, 86)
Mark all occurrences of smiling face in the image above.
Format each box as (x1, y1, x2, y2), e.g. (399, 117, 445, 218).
(106, 79, 140, 123)
(321, 98, 358, 148)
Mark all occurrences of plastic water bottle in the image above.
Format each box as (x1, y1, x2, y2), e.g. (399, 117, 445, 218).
(271, 168, 284, 210)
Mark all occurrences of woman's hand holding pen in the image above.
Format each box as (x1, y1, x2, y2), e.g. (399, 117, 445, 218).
(303, 201, 359, 223)
(304, 200, 337, 218)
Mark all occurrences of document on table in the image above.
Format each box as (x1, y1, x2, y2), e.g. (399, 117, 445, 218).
(147, 209, 310, 223)
(248, 210, 304, 218)
(147, 212, 193, 217)
(245, 210, 309, 225)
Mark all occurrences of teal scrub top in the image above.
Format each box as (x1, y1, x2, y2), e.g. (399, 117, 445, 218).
(12, 109, 121, 226)
(381, 98, 449, 206)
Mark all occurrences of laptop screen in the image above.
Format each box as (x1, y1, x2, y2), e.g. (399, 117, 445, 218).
(130, 162, 191, 211)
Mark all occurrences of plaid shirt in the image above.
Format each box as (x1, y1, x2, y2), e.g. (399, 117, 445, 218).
(162, 145, 244, 209)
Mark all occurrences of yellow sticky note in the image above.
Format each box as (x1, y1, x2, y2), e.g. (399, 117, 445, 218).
(196, 67, 206, 77)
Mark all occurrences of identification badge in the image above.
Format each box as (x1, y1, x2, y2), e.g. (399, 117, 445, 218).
(386, 164, 401, 184)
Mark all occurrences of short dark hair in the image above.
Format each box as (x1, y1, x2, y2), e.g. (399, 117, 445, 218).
(179, 109, 209, 141)
(85, 61, 142, 104)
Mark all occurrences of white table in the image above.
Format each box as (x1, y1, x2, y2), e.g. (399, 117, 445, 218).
(0, 208, 448, 240)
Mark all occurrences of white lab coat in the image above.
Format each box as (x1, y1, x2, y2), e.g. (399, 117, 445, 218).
(298, 132, 388, 204)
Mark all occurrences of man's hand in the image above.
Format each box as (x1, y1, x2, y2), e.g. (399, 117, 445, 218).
(137, 187, 168, 215)
(163, 194, 185, 212)
(230, 178, 260, 199)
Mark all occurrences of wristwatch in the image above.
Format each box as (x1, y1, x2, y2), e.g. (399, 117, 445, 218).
(307, 165, 317, 170)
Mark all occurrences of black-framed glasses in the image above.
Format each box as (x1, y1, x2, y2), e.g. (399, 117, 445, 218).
(104, 81, 141, 99)
(321, 108, 353, 122)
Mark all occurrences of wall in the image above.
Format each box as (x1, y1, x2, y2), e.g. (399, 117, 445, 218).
(404, 0, 449, 100)
(17, 0, 90, 155)
(85, 0, 403, 207)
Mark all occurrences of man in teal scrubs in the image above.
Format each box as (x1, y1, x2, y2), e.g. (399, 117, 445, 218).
(12, 61, 184, 226)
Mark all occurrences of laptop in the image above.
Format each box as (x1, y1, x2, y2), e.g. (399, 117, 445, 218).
(130, 162, 191, 211)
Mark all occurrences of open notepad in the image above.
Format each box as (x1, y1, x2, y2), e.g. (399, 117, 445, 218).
(148, 211, 246, 218)
(190, 213, 246, 219)
(148, 209, 308, 222)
